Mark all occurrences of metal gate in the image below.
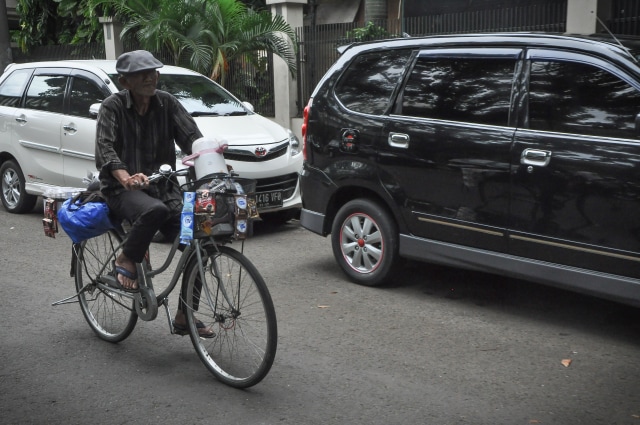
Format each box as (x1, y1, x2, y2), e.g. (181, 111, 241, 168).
(296, 1, 569, 115)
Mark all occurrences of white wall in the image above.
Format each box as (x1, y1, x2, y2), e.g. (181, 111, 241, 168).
(566, 0, 599, 34)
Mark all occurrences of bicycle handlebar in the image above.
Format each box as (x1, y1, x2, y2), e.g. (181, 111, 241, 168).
(147, 166, 189, 183)
(147, 165, 240, 190)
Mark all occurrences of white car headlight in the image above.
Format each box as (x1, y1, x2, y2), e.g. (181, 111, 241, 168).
(288, 129, 301, 156)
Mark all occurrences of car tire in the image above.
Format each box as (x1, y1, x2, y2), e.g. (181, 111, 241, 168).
(331, 198, 399, 286)
(0, 160, 38, 214)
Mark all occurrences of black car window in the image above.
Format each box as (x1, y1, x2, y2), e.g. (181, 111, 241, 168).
(0, 69, 32, 107)
(399, 57, 516, 126)
(69, 77, 106, 119)
(335, 49, 413, 115)
(24, 74, 68, 114)
(528, 60, 640, 139)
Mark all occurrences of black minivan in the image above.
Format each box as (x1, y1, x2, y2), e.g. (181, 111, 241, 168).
(300, 33, 640, 307)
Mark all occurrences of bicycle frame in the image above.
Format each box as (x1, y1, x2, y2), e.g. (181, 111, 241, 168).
(53, 224, 240, 326)
(53, 169, 247, 324)
(144, 234, 241, 328)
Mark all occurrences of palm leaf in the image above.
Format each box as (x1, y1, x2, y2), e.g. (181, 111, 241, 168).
(88, 0, 297, 78)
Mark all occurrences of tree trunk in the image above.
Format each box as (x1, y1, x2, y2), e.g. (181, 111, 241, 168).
(0, 0, 12, 72)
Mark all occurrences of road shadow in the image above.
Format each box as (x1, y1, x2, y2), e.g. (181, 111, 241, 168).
(250, 217, 302, 237)
(382, 258, 640, 345)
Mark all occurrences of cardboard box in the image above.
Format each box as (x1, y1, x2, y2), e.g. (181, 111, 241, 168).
(43, 198, 58, 237)
(43, 218, 57, 238)
(196, 189, 216, 213)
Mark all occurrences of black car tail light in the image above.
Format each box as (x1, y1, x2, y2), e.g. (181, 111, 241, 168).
(302, 98, 312, 162)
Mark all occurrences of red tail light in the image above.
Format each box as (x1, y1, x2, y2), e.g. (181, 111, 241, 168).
(302, 99, 312, 162)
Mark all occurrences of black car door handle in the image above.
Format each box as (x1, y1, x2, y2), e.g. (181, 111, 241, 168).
(388, 132, 410, 148)
(521, 148, 551, 167)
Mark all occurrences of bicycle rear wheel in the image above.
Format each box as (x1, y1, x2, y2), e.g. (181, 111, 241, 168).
(75, 229, 138, 342)
(184, 245, 277, 388)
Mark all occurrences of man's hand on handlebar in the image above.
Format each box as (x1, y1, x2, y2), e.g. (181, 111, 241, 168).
(125, 173, 150, 190)
(112, 169, 150, 190)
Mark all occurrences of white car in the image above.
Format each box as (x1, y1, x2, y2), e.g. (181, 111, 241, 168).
(0, 60, 302, 220)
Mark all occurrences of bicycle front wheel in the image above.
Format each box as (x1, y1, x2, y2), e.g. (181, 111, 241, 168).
(75, 229, 138, 342)
(184, 245, 277, 388)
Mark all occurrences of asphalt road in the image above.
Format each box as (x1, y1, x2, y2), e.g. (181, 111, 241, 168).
(1, 201, 640, 425)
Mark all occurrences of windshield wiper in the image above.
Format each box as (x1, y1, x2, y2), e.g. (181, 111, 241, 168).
(191, 111, 220, 117)
(191, 110, 248, 117)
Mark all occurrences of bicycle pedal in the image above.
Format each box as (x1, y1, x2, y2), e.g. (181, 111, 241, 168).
(173, 327, 189, 336)
(99, 275, 118, 288)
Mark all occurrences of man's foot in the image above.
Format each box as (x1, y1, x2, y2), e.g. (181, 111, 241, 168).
(114, 255, 138, 292)
(173, 312, 215, 338)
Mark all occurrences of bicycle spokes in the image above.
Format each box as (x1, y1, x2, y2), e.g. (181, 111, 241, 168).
(183, 246, 277, 388)
(74, 230, 138, 342)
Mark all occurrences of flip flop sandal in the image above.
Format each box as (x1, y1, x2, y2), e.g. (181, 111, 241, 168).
(173, 320, 216, 338)
(111, 262, 140, 293)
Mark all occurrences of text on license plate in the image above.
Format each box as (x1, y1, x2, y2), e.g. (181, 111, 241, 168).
(256, 190, 283, 208)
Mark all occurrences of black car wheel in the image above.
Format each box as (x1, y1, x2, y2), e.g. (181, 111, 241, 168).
(0, 160, 38, 214)
(331, 199, 399, 286)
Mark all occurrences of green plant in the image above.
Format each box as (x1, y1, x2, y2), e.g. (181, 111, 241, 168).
(90, 0, 296, 83)
(55, 0, 105, 44)
(346, 21, 389, 42)
(15, 0, 104, 51)
(15, 0, 57, 51)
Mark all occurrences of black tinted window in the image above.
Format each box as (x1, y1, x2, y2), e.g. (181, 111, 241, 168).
(528, 61, 640, 138)
(335, 50, 412, 115)
(400, 57, 516, 126)
(69, 77, 106, 118)
(0, 69, 32, 107)
(24, 74, 67, 114)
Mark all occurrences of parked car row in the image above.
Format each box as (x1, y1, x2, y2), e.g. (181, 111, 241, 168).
(0, 60, 302, 220)
(300, 33, 640, 307)
(4, 33, 640, 308)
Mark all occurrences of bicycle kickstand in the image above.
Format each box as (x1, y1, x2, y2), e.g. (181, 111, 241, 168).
(160, 298, 177, 335)
(51, 293, 80, 306)
(51, 284, 95, 306)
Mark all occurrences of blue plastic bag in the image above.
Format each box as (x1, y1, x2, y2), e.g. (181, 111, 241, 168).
(57, 194, 115, 243)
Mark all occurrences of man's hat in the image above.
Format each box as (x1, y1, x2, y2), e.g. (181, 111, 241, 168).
(116, 50, 163, 74)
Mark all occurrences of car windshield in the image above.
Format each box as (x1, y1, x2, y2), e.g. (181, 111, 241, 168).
(109, 73, 248, 116)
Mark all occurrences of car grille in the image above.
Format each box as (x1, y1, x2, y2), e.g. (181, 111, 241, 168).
(255, 173, 299, 200)
(225, 142, 289, 162)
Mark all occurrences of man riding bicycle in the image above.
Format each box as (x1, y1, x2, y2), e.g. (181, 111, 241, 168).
(95, 50, 214, 337)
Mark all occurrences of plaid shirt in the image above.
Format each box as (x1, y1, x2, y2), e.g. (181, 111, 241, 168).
(95, 89, 202, 196)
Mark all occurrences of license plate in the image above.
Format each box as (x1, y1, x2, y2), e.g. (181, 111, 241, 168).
(256, 190, 283, 208)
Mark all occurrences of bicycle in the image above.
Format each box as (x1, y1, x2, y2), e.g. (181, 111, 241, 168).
(53, 165, 277, 388)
